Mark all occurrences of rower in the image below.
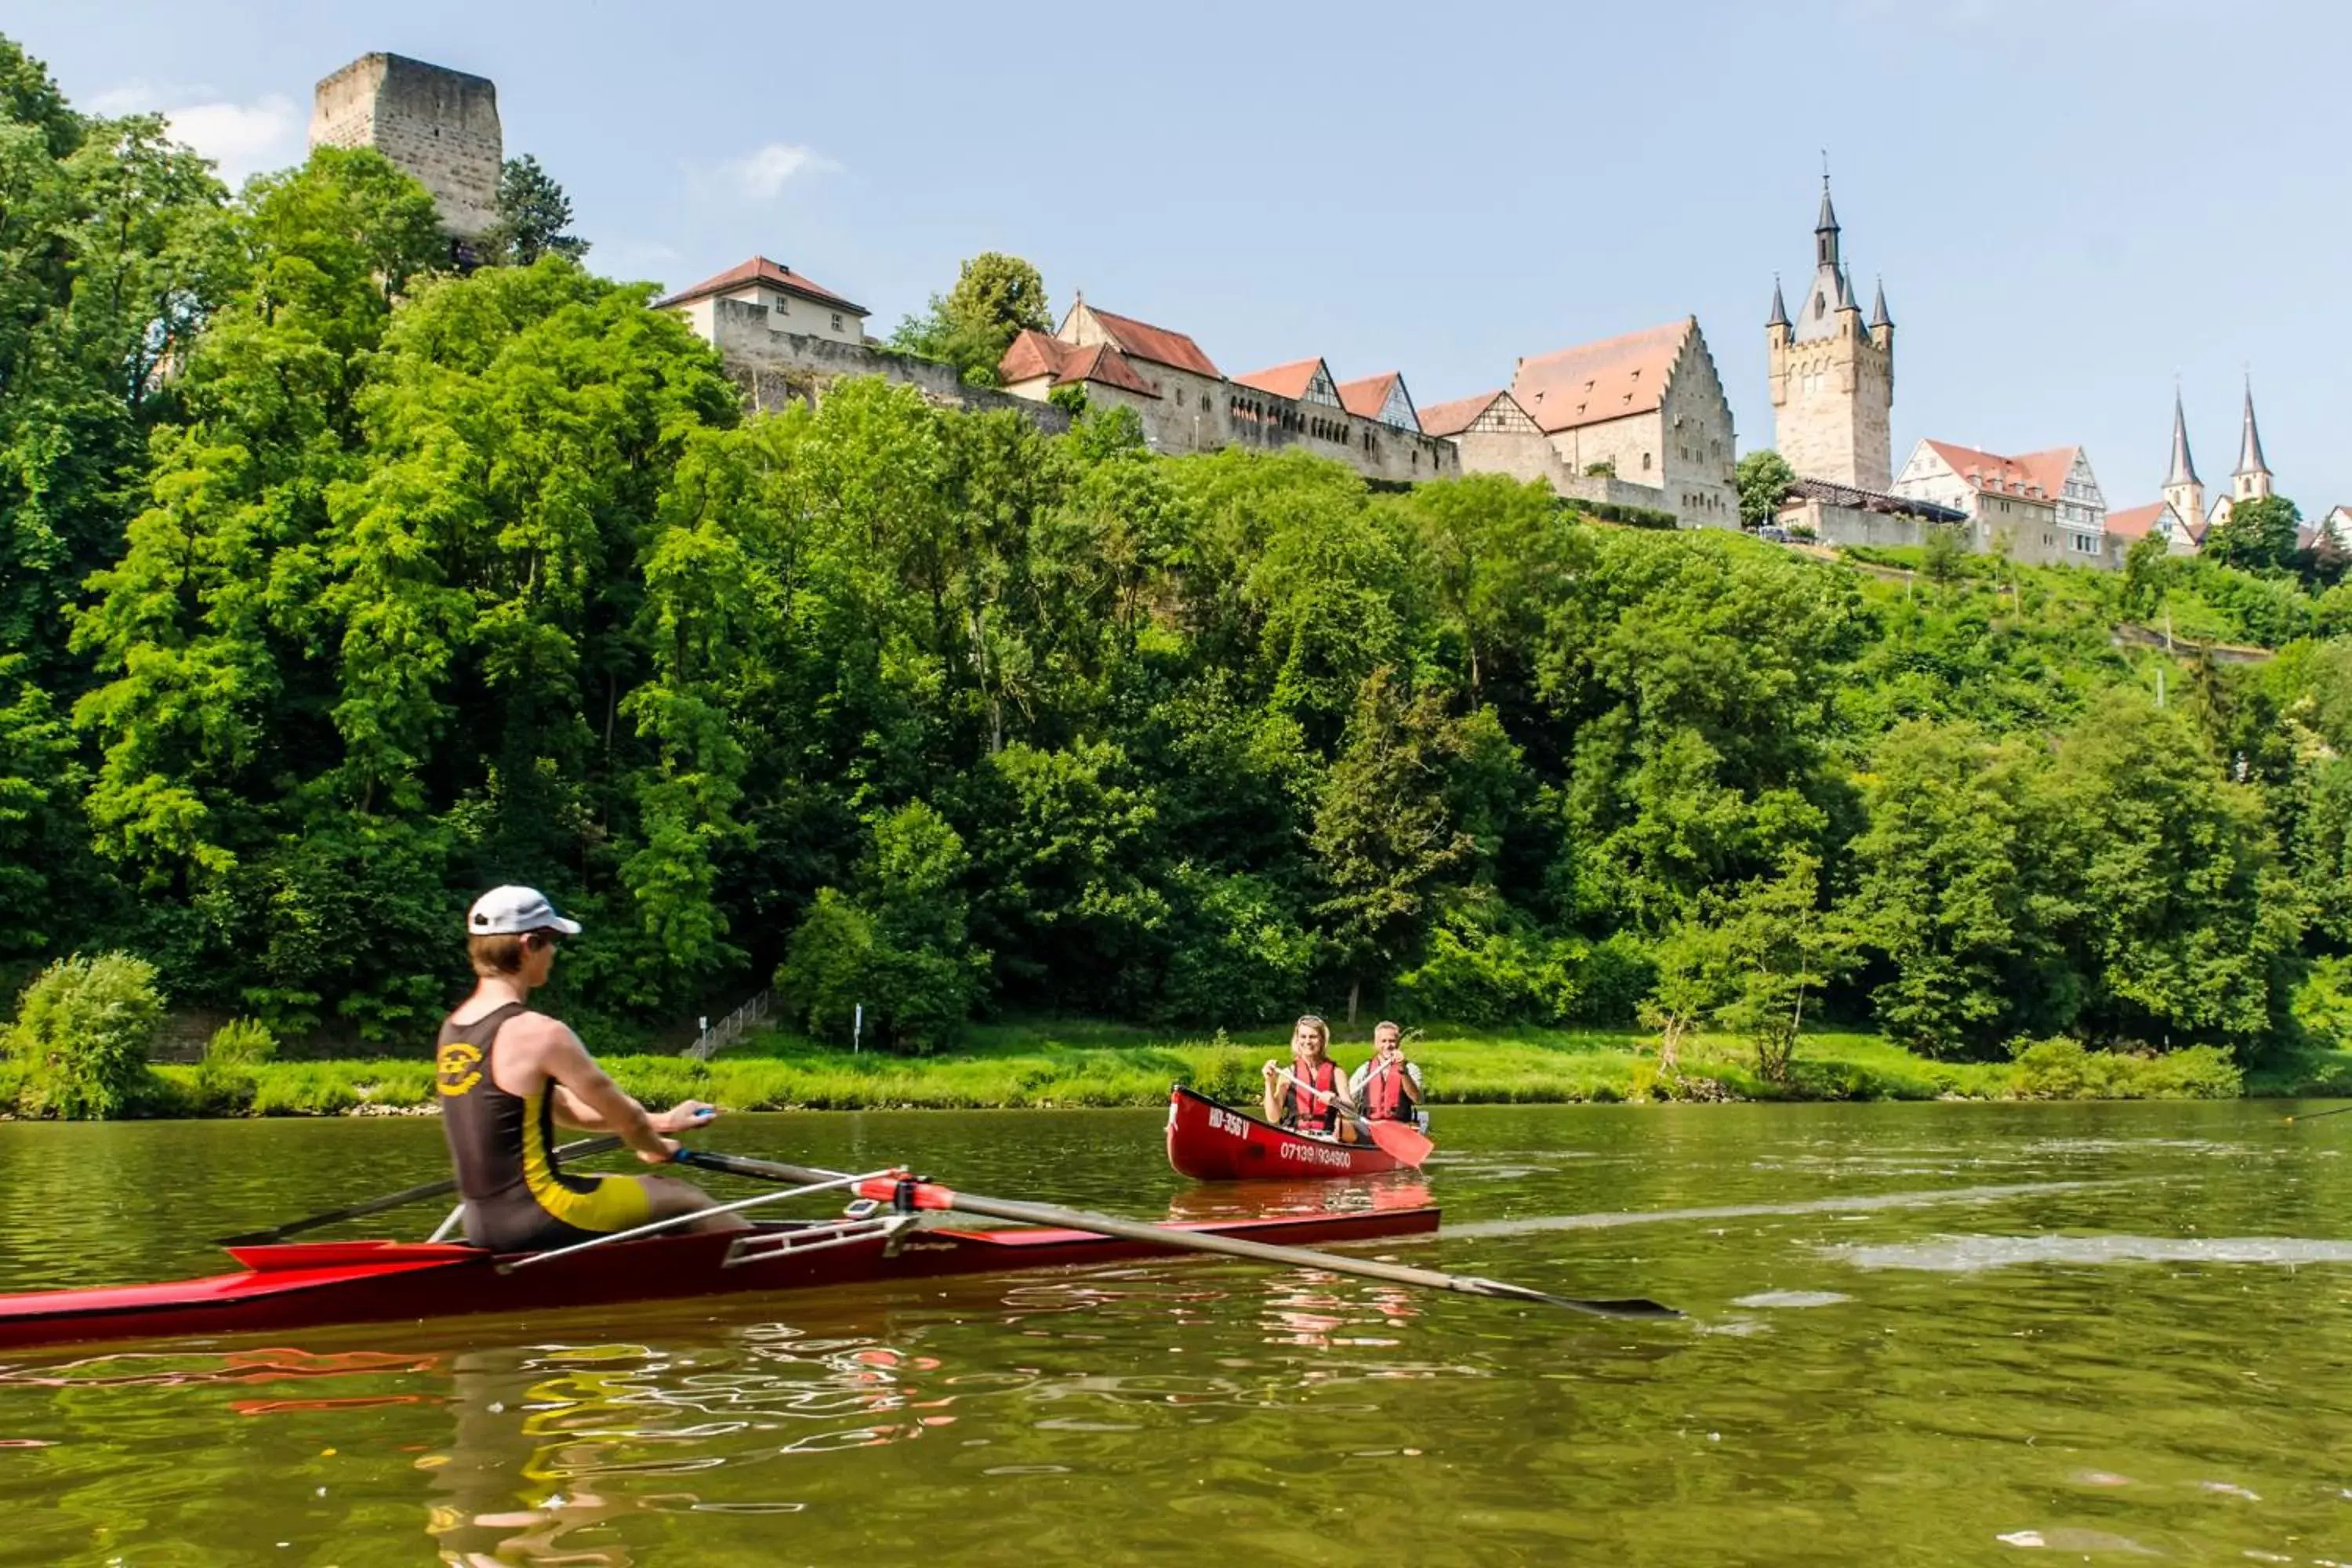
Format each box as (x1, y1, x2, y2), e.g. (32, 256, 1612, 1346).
(1350, 1021, 1426, 1131)
(437, 885, 746, 1251)
(1261, 1014, 1359, 1142)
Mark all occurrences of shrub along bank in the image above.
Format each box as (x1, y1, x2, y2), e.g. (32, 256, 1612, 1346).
(83, 1023, 2279, 1118)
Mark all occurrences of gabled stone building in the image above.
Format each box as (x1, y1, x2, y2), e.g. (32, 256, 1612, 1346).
(1435, 319, 1738, 528)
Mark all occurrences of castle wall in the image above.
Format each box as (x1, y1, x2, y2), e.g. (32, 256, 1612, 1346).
(310, 53, 502, 238)
(706, 299, 1070, 431)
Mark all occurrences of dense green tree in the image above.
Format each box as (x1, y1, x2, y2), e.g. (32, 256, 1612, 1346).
(890, 251, 1050, 386)
(1734, 449, 1796, 529)
(481, 153, 588, 265)
(2204, 495, 2301, 574)
(2042, 693, 2304, 1048)
(1310, 669, 1474, 1021)
(1840, 723, 2062, 1055)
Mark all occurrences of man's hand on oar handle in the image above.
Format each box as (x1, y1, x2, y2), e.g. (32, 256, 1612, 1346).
(636, 1100, 720, 1162)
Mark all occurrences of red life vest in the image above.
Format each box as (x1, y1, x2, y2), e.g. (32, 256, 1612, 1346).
(1284, 1060, 1339, 1134)
(1362, 1060, 1414, 1120)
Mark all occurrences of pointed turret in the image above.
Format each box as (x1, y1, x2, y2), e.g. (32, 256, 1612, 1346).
(2162, 387, 2207, 533)
(2235, 379, 2269, 477)
(2165, 390, 2198, 487)
(2231, 376, 2274, 502)
(1815, 176, 1840, 268)
(1767, 276, 1788, 328)
(1869, 277, 1890, 328)
(1837, 264, 1857, 311)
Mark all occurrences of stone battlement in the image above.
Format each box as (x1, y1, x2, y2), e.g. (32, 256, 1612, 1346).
(310, 53, 502, 239)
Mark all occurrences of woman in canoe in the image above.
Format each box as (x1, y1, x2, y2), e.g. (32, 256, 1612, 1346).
(437, 885, 746, 1251)
(1350, 1020, 1426, 1128)
(1261, 1014, 1359, 1142)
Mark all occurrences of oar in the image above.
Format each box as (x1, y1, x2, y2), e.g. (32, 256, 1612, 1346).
(676, 1149, 1678, 1321)
(1352, 1060, 1437, 1167)
(215, 1134, 626, 1247)
(1277, 1067, 1432, 1168)
(2285, 1104, 2352, 1123)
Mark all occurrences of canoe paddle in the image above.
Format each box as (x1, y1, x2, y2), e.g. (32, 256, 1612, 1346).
(216, 1134, 626, 1247)
(675, 1149, 1679, 1321)
(1273, 1067, 1433, 1168)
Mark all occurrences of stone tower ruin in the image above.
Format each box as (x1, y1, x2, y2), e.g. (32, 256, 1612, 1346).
(1767, 177, 1894, 491)
(309, 53, 502, 241)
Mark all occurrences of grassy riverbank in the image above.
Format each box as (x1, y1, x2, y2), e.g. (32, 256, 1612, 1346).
(103, 1022, 2348, 1117)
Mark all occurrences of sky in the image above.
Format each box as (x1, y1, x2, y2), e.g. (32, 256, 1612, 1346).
(8, 0, 2347, 512)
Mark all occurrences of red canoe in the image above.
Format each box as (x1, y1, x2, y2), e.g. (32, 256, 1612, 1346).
(0, 1205, 1441, 1352)
(1167, 1084, 1417, 1181)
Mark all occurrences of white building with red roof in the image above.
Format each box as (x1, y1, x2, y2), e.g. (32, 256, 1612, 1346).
(1893, 439, 2106, 566)
(653, 256, 870, 347)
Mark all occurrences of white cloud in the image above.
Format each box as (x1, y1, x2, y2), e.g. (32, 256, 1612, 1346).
(89, 80, 303, 186)
(717, 142, 838, 201)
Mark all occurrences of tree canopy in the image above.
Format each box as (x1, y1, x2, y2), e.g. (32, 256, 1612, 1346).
(890, 251, 1051, 386)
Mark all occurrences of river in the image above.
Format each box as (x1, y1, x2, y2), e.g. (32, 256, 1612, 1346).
(1, 1101, 2348, 1565)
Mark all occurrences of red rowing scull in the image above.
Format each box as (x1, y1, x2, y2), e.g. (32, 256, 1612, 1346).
(0, 1205, 1440, 1352)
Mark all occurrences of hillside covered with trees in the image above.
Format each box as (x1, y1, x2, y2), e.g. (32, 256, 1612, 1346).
(4, 35, 2350, 1077)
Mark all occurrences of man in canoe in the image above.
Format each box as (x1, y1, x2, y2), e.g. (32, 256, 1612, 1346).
(437, 885, 746, 1251)
(1261, 1014, 1360, 1142)
(1350, 1021, 1425, 1127)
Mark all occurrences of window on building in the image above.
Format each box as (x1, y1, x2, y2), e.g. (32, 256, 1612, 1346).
(773, 294, 790, 314)
(1642, 452, 1651, 471)
(831, 313, 844, 331)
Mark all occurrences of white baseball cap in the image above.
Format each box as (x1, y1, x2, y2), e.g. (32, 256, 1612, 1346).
(466, 885, 583, 936)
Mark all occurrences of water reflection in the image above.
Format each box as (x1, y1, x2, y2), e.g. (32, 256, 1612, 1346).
(424, 1329, 965, 1563)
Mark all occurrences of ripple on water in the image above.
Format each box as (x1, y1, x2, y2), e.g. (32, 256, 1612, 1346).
(1997, 1527, 2163, 1554)
(1825, 1233, 2352, 1272)
(1727, 1290, 1851, 1308)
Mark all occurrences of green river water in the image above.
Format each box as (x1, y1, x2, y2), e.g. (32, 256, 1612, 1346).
(2, 1101, 2350, 1566)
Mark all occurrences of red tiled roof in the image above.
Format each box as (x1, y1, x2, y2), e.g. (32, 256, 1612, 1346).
(998, 328, 1071, 386)
(1921, 440, 2058, 500)
(2104, 502, 2172, 541)
(1508, 319, 1690, 434)
(2009, 446, 2081, 500)
(1336, 372, 1401, 421)
(996, 329, 1160, 398)
(653, 256, 867, 316)
(1058, 342, 1159, 397)
(1233, 357, 1327, 400)
(1080, 305, 1221, 379)
(1417, 390, 1512, 438)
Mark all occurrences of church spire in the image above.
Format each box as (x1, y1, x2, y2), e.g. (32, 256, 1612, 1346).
(2165, 388, 2199, 487)
(2235, 376, 2270, 478)
(1767, 275, 1788, 328)
(1815, 174, 1841, 269)
(1869, 276, 1890, 328)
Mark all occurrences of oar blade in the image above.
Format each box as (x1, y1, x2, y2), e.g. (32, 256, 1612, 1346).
(1457, 1274, 1682, 1320)
(1366, 1119, 1434, 1168)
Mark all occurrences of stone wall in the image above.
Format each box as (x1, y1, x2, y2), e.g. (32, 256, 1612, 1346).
(310, 53, 502, 239)
(707, 299, 1070, 430)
